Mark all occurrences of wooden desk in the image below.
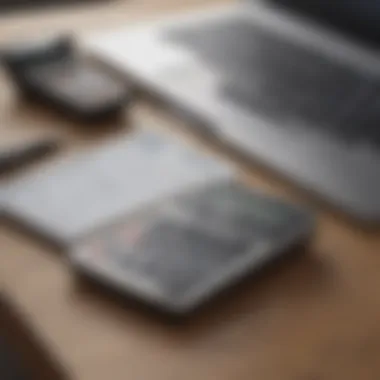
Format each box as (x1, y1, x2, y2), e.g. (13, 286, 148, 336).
(1, 1, 380, 379)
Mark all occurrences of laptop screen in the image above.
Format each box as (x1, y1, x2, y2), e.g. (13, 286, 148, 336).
(271, 0, 380, 44)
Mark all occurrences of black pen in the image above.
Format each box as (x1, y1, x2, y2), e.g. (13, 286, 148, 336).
(0, 138, 58, 175)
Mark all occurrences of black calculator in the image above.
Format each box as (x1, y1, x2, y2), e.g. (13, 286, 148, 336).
(1, 36, 131, 122)
(69, 181, 314, 315)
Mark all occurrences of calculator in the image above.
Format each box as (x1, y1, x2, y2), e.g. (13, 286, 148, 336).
(69, 180, 314, 315)
(1, 36, 131, 122)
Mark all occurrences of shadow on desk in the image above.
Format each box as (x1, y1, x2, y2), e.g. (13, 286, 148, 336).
(0, 294, 70, 380)
(0, 334, 31, 380)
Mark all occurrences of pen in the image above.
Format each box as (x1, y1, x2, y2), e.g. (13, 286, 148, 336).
(0, 138, 58, 175)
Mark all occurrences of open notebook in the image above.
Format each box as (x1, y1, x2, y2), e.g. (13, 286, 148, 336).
(1, 128, 233, 249)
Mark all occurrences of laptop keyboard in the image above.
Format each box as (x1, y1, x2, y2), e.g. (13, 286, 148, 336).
(165, 19, 380, 147)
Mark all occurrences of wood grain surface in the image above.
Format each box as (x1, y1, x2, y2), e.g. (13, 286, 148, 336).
(1, 1, 380, 380)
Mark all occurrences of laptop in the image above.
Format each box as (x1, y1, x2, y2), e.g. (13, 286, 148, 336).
(82, 0, 380, 223)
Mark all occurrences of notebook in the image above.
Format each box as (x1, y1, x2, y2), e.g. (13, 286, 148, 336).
(1, 128, 233, 249)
